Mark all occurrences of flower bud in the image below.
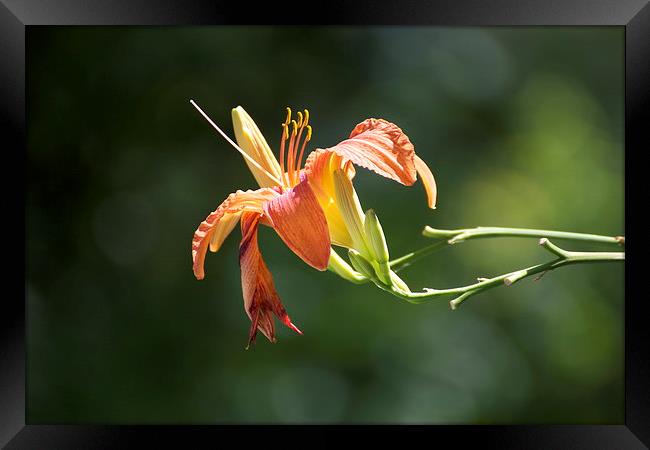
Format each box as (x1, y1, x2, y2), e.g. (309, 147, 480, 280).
(364, 209, 390, 264)
(327, 248, 368, 284)
(363, 209, 391, 284)
(333, 168, 370, 256)
(389, 270, 412, 294)
(348, 249, 376, 281)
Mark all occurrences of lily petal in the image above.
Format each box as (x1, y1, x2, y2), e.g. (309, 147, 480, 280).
(312, 118, 416, 185)
(192, 188, 279, 280)
(232, 106, 284, 188)
(302, 152, 354, 248)
(239, 212, 302, 346)
(264, 177, 331, 271)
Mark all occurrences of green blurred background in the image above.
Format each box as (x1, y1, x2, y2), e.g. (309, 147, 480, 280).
(27, 26, 624, 423)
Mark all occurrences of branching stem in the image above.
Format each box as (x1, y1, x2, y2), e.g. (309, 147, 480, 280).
(383, 238, 623, 309)
(328, 225, 624, 309)
(389, 226, 624, 272)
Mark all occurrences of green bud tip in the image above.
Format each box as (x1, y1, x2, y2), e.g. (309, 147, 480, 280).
(364, 209, 390, 264)
(348, 249, 376, 280)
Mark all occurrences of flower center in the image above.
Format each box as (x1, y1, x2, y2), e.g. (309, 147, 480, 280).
(279, 107, 312, 189)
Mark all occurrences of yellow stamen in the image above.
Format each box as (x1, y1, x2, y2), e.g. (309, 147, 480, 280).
(292, 109, 311, 178)
(277, 107, 314, 188)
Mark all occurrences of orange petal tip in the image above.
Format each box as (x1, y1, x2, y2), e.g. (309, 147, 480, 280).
(287, 321, 303, 335)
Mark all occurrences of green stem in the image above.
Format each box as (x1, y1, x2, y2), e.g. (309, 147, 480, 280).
(383, 238, 624, 309)
(423, 225, 624, 245)
(389, 225, 624, 272)
(388, 240, 447, 273)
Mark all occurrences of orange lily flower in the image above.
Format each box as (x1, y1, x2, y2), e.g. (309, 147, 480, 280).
(190, 101, 437, 346)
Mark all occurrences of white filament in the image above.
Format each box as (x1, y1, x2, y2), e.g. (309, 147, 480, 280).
(189, 99, 282, 186)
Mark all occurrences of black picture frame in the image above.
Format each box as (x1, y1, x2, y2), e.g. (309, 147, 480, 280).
(2, 0, 648, 447)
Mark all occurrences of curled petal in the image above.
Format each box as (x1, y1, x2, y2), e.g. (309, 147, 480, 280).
(239, 212, 302, 346)
(307, 118, 417, 185)
(264, 178, 331, 271)
(191, 188, 279, 280)
(304, 118, 436, 211)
